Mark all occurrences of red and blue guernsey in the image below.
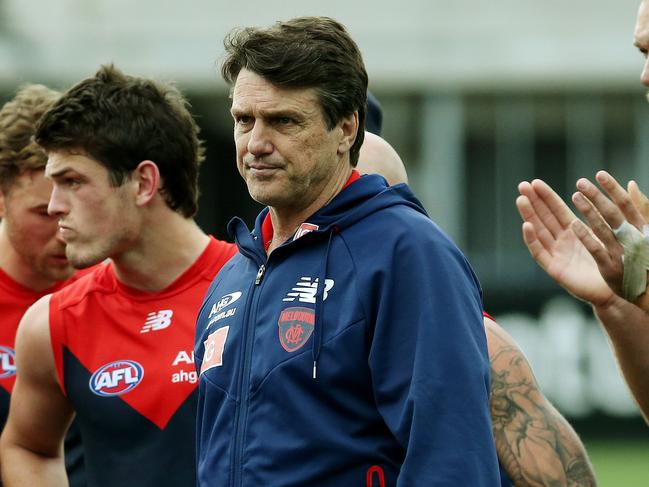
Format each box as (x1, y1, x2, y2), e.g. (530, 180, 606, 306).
(0, 266, 93, 487)
(195, 174, 501, 486)
(49, 237, 236, 487)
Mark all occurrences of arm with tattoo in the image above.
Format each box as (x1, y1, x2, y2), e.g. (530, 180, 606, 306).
(485, 317, 597, 487)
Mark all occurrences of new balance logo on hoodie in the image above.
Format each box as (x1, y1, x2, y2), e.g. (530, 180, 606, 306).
(282, 277, 334, 303)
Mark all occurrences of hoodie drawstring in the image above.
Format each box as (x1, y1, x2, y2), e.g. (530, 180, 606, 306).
(312, 227, 335, 379)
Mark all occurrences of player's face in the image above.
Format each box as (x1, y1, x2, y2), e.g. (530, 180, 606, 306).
(634, 1, 649, 86)
(45, 151, 139, 268)
(0, 170, 74, 282)
(231, 69, 349, 215)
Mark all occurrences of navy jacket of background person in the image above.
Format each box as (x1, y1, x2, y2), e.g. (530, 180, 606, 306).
(194, 173, 500, 486)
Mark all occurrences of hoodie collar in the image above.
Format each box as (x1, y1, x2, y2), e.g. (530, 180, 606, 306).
(260, 169, 361, 251)
(228, 172, 426, 260)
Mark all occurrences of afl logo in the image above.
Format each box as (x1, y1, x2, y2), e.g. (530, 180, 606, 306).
(0, 346, 16, 379)
(89, 360, 144, 397)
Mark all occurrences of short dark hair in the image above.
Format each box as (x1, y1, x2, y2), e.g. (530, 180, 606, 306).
(36, 64, 205, 217)
(221, 16, 368, 166)
(0, 84, 60, 193)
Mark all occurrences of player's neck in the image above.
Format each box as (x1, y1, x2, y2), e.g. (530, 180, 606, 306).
(111, 213, 210, 292)
(267, 164, 351, 255)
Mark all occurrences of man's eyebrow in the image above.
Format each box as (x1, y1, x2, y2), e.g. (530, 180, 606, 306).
(47, 167, 75, 178)
(231, 107, 302, 119)
(230, 107, 246, 116)
(255, 107, 305, 121)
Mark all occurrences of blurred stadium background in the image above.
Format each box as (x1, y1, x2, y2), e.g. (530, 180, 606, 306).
(1, 0, 647, 483)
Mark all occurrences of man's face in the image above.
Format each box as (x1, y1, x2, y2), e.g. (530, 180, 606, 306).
(230, 69, 348, 214)
(0, 170, 74, 282)
(634, 1, 649, 86)
(45, 151, 139, 268)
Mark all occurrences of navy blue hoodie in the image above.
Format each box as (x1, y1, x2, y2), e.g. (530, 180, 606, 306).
(195, 174, 500, 486)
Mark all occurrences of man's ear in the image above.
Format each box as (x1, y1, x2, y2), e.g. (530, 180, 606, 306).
(132, 160, 161, 207)
(337, 111, 359, 155)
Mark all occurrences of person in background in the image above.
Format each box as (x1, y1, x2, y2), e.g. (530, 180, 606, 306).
(516, 0, 649, 424)
(0, 84, 86, 486)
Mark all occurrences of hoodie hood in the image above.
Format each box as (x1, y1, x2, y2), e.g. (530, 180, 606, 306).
(226, 173, 431, 380)
(228, 174, 428, 257)
(306, 174, 428, 231)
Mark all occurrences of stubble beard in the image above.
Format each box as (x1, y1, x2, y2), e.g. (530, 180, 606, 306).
(25, 252, 75, 283)
(65, 236, 120, 269)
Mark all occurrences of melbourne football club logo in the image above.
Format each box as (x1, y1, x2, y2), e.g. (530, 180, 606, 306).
(89, 360, 144, 397)
(278, 307, 315, 353)
(0, 346, 16, 379)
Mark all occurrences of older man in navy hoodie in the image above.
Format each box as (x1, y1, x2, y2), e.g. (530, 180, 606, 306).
(195, 16, 500, 486)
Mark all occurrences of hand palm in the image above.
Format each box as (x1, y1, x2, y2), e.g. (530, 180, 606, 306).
(543, 227, 613, 307)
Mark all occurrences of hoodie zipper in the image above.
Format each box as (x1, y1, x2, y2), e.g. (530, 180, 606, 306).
(230, 261, 267, 487)
(255, 264, 266, 285)
(228, 220, 330, 485)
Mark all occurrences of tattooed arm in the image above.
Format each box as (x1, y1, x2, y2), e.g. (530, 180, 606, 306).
(485, 317, 597, 487)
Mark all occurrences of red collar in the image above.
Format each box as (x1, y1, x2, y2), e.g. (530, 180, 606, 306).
(343, 169, 361, 189)
(261, 210, 274, 251)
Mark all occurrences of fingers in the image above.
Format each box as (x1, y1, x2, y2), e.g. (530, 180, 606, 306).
(573, 172, 648, 264)
(529, 179, 577, 228)
(628, 180, 649, 223)
(517, 180, 573, 241)
(516, 192, 562, 253)
(520, 220, 552, 270)
(594, 171, 645, 229)
(571, 216, 625, 299)
(570, 218, 614, 271)
(571, 189, 622, 259)
(575, 177, 625, 230)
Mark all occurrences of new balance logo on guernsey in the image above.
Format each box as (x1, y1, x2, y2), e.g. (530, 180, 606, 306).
(140, 309, 173, 333)
(0, 346, 16, 379)
(283, 277, 334, 303)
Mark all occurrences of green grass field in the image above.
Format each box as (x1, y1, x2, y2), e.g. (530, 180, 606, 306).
(585, 439, 649, 486)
